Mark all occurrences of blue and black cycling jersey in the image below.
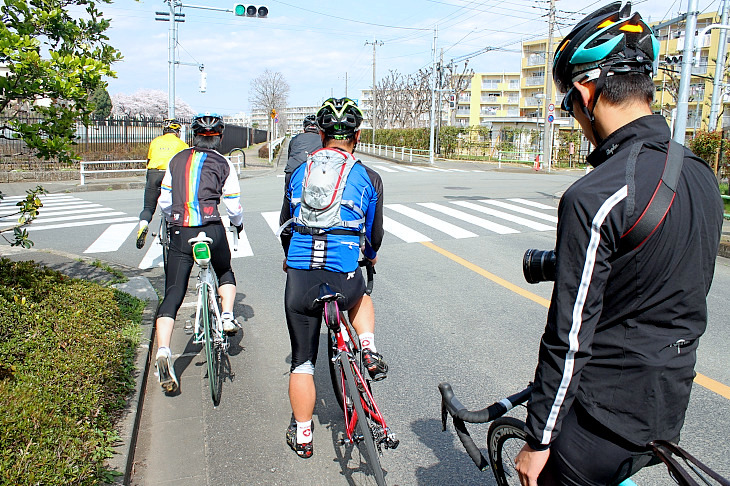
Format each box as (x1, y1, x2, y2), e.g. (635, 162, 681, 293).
(279, 148, 384, 273)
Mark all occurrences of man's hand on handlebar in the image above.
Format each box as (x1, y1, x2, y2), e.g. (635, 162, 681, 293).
(367, 256, 377, 265)
(235, 224, 243, 235)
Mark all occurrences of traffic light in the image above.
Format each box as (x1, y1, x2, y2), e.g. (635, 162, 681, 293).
(270, 108, 277, 118)
(449, 94, 456, 109)
(233, 4, 268, 17)
(664, 55, 682, 65)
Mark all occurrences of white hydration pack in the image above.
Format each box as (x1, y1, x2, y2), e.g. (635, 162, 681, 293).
(278, 148, 365, 236)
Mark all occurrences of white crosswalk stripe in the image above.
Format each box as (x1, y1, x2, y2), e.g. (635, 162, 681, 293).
(386, 204, 478, 239)
(480, 199, 559, 223)
(84, 223, 137, 253)
(417, 203, 519, 234)
(383, 216, 431, 242)
(452, 201, 555, 231)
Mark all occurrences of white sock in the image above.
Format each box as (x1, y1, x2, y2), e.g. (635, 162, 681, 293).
(157, 346, 170, 358)
(139, 220, 148, 229)
(221, 311, 233, 320)
(296, 420, 312, 444)
(359, 332, 376, 353)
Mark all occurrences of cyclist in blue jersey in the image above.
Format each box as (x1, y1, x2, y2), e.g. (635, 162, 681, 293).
(153, 112, 244, 394)
(279, 97, 385, 458)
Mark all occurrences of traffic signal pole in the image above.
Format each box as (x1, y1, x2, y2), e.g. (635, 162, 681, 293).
(674, 0, 699, 145)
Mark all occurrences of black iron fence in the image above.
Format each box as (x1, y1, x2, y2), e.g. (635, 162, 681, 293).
(0, 116, 267, 170)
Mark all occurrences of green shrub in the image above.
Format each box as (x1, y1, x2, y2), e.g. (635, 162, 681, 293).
(0, 259, 144, 485)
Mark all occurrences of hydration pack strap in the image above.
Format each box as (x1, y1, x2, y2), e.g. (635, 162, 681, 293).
(618, 140, 684, 255)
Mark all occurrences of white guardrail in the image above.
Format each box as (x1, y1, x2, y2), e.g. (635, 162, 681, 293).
(359, 143, 430, 162)
(79, 154, 247, 185)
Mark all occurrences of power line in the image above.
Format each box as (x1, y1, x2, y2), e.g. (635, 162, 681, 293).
(268, 0, 431, 30)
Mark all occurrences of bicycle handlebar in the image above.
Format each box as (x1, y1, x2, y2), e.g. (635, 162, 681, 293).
(438, 382, 532, 472)
(228, 224, 239, 251)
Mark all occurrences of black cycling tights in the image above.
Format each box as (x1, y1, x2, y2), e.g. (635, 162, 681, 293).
(157, 223, 236, 320)
(284, 268, 365, 372)
(139, 169, 165, 222)
(540, 403, 658, 485)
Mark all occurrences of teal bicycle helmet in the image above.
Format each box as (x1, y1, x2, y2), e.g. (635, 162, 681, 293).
(553, 1, 659, 94)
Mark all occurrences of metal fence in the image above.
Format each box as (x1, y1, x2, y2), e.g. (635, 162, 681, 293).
(0, 115, 267, 170)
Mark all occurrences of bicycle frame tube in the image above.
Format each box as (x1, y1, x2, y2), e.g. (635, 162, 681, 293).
(193, 267, 222, 345)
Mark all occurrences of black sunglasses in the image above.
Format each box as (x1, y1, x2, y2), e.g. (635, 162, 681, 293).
(561, 87, 577, 117)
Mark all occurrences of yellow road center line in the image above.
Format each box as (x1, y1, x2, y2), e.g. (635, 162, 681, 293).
(420, 241, 729, 400)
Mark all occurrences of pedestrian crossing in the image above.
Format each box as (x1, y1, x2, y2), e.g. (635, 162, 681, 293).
(2, 194, 557, 269)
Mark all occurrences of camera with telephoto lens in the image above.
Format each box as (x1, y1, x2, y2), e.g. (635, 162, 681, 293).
(522, 249, 556, 284)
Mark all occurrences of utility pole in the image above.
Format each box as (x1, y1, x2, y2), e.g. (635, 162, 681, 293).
(436, 48, 444, 155)
(365, 39, 383, 145)
(675, 0, 699, 144)
(429, 26, 438, 165)
(542, 0, 555, 172)
(710, 0, 729, 131)
(345, 72, 348, 98)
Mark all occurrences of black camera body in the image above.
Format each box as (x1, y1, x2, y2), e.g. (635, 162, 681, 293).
(523, 249, 556, 284)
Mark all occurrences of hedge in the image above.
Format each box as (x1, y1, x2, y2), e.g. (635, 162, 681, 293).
(0, 259, 144, 485)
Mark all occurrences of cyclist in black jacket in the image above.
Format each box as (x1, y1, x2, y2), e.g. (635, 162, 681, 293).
(284, 114, 321, 187)
(514, 3, 723, 485)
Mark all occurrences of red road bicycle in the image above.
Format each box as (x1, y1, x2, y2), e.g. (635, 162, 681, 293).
(315, 261, 399, 486)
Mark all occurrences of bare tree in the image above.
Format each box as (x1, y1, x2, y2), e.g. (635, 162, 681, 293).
(249, 69, 290, 142)
(371, 69, 433, 129)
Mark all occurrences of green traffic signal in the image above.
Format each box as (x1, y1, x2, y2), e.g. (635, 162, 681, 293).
(233, 4, 267, 17)
(234, 4, 246, 15)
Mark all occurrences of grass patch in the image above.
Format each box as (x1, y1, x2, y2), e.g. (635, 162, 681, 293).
(0, 258, 144, 485)
(90, 259, 127, 283)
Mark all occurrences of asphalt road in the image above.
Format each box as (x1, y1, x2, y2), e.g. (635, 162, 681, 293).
(15, 154, 730, 485)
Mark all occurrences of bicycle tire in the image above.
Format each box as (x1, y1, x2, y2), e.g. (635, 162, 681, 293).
(201, 284, 221, 406)
(342, 355, 386, 486)
(328, 327, 347, 412)
(487, 416, 528, 486)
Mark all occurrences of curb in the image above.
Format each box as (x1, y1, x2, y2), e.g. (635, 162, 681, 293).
(720, 240, 730, 259)
(108, 278, 158, 485)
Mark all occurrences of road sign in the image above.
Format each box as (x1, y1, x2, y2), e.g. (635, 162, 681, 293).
(548, 103, 555, 113)
(548, 114, 554, 123)
(274, 116, 279, 123)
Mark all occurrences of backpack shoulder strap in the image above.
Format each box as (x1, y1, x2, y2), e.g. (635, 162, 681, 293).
(618, 140, 684, 254)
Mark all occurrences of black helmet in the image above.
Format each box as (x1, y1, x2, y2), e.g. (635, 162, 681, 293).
(316, 98, 363, 139)
(191, 112, 225, 136)
(303, 114, 318, 133)
(552, 2, 658, 94)
(163, 118, 182, 134)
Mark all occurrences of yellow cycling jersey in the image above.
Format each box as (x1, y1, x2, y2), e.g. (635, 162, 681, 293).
(147, 133, 189, 170)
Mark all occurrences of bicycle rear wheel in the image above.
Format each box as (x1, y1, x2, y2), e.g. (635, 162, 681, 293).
(342, 355, 386, 486)
(159, 219, 169, 271)
(487, 416, 527, 486)
(201, 284, 221, 406)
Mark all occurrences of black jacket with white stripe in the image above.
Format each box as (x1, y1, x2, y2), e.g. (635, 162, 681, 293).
(525, 115, 723, 450)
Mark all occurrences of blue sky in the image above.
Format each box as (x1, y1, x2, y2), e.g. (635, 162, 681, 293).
(101, 0, 720, 115)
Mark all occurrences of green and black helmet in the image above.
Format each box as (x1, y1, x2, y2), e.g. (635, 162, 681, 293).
(553, 1, 658, 95)
(316, 97, 363, 139)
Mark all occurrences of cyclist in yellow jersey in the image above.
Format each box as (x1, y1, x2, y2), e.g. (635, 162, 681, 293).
(136, 118, 189, 248)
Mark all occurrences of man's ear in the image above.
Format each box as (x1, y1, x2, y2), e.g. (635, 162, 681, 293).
(320, 131, 326, 143)
(573, 81, 593, 109)
(354, 130, 361, 143)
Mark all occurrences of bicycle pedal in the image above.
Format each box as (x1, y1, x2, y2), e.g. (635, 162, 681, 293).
(385, 435, 400, 450)
(337, 434, 352, 445)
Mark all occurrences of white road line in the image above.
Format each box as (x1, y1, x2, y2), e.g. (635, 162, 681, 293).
(508, 198, 556, 210)
(220, 215, 254, 257)
(261, 211, 282, 242)
(390, 165, 417, 172)
(370, 165, 398, 173)
(25, 217, 139, 231)
(0, 200, 89, 216)
(418, 203, 519, 234)
(0, 206, 106, 220)
(449, 169, 468, 172)
(407, 166, 438, 172)
(480, 200, 559, 223)
(428, 167, 452, 172)
(383, 216, 431, 242)
(277, 174, 285, 178)
(139, 238, 163, 269)
(84, 222, 137, 253)
(19, 210, 123, 224)
(453, 201, 555, 231)
(386, 204, 477, 239)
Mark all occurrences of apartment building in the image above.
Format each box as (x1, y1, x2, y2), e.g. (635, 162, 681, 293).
(251, 105, 320, 136)
(453, 72, 521, 127)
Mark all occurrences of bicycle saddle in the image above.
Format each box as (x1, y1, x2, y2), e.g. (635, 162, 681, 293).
(188, 231, 213, 245)
(313, 283, 344, 306)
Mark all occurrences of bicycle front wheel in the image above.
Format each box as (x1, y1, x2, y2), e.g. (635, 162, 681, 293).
(342, 356, 386, 486)
(201, 284, 221, 406)
(159, 219, 169, 271)
(487, 416, 527, 486)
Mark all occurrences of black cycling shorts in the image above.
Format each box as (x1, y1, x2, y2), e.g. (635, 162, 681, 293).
(157, 223, 236, 320)
(284, 268, 366, 372)
(541, 402, 660, 485)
